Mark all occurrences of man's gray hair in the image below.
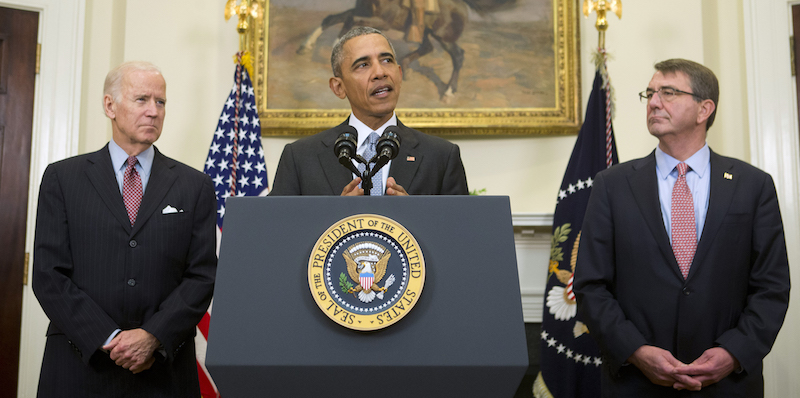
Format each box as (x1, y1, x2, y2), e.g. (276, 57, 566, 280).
(330, 27, 396, 78)
(654, 58, 719, 130)
(103, 61, 163, 104)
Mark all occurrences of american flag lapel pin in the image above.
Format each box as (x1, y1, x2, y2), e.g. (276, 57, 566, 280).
(723, 172, 733, 180)
(406, 156, 415, 162)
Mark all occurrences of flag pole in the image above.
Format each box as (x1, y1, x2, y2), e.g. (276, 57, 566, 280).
(225, 0, 261, 53)
(582, 0, 622, 51)
(223, 0, 263, 199)
(533, 3, 622, 398)
(196, 5, 270, 398)
(583, 0, 621, 169)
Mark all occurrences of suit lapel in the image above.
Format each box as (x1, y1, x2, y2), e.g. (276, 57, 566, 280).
(627, 152, 681, 276)
(690, 150, 736, 278)
(388, 121, 421, 188)
(84, 145, 132, 232)
(318, 122, 354, 194)
(131, 148, 177, 236)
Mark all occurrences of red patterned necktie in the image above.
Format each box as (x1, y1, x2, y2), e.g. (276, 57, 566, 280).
(671, 162, 696, 279)
(123, 156, 143, 226)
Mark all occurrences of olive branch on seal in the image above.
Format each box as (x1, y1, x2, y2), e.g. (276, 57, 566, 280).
(339, 272, 353, 293)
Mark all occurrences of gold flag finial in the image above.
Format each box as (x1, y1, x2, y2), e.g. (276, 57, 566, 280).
(583, 0, 622, 50)
(225, 0, 262, 54)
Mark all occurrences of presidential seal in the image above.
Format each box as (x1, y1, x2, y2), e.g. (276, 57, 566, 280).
(308, 214, 425, 331)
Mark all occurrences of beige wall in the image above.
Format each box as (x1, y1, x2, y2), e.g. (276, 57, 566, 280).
(79, 0, 240, 168)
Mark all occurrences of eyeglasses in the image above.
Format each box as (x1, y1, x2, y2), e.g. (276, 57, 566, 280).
(639, 87, 704, 103)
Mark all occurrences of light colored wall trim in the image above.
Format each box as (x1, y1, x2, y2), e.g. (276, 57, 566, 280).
(512, 213, 554, 228)
(516, 231, 550, 322)
(743, 1, 800, 396)
(512, 213, 554, 323)
(1, 0, 86, 396)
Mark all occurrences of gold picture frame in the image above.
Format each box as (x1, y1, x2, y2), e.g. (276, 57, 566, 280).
(247, 0, 580, 136)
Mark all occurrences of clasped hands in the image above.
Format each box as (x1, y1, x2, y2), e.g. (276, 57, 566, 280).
(341, 176, 408, 196)
(102, 328, 161, 374)
(628, 345, 739, 391)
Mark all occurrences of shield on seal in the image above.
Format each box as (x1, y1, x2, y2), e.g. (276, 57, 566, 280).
(359, 263, 375, 290)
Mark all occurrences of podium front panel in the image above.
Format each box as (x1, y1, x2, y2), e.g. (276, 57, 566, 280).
(207, 196, 528, 397)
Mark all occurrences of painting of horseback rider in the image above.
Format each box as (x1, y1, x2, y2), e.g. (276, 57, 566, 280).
(268, 0, 556, 110)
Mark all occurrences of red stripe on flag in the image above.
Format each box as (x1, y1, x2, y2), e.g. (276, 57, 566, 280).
(198, 311, 211, 340)
(197, 360, 219, 398)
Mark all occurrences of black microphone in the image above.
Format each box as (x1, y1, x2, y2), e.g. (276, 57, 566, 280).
(333, 127, 361, 176)
(372, 127, 401, 172)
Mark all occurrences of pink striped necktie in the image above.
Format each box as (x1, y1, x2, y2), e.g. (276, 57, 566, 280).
(671, 162, 696, 279)
(122, 156, 143, 226)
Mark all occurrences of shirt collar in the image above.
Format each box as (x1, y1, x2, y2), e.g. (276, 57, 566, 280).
(348, 112, 398, 148)
(108, 139, 155, 176)
(655, 143, 710, 180)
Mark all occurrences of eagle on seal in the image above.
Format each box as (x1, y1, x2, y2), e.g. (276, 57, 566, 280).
(343, 242, 393, 303)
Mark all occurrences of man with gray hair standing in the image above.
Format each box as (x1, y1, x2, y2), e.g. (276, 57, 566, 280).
(33, 61, 217, 396)
(270, 26, 468, 196)
(574, 58, 790, 397)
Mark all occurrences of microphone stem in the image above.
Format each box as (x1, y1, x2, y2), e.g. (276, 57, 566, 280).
(362, 166, 373, 196)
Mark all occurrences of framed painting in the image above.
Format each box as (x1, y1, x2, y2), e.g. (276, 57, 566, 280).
(246, 0, 580, 136)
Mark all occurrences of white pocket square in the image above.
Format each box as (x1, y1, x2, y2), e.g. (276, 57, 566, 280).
(162, 205, 179, 214)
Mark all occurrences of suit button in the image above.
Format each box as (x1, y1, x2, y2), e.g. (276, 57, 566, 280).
(127, 278, 136, 287)
(682, 287, 691, 296)
(129, 240, 137, 248)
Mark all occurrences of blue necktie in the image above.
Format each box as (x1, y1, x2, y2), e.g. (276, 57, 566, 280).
(358, 132, 383, 195)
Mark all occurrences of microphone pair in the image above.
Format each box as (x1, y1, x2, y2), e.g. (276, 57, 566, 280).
(334, 126, 401, 177)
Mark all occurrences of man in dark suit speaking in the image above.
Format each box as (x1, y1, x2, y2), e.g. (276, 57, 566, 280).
(32, 61, 217, 396)
(574, 59, 790, 397)
(269, 26, 469, 196)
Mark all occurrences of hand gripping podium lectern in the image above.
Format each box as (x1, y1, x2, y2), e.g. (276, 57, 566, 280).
(207, 196, 528, 397)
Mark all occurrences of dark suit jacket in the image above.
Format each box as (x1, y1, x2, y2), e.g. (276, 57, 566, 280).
(269, 120, 469, 195)
(574, 150, 790, 397)
(32, 145, 217, 397)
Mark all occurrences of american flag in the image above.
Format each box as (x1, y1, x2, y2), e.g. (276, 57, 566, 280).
(204, 64, 269, 223)
(196, 55, 269, 398)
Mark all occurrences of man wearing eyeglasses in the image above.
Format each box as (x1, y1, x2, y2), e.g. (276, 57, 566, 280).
(574, 59, 790, 397)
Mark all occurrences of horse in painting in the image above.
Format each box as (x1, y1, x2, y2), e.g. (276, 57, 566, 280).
(297, 0, 517, 103)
